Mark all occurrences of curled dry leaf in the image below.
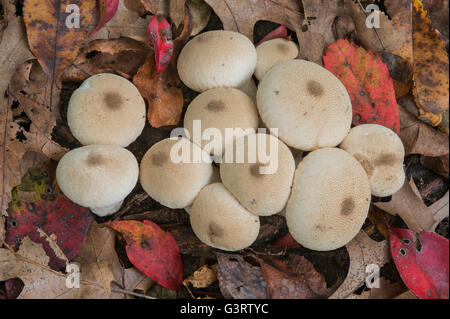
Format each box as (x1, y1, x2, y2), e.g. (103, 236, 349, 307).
(411, 0, 449, 133)
(217, 252, 269, 299)
(106, 220, 183, 290)
(257, 254, 328, 299)
(123, 267, 154, 298)
(23, 0, 96, 82)
(186, 0, 211, 36)
(398, 103, 449, 157)
(389, 226, 449, 299)
(204, 0, 303, 42)
(330, 231, 390, 299)
(90, 0, 119, 37)
(183, 264, 218, 289)
(323, 39, 400, 134)
(5, 162, 90, 270)
(147, 15, 174, 74)
(88, 0, 150, 43)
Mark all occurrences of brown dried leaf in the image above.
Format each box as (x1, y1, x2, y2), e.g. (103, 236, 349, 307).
(398, 104, 449, 157)
(123, 267, 154, 298)
(140, 0, 162, 13)
(204, 0, 303, 42)
(421, 154, 449, 178)
(422, 0, 449, 38)
(258, 254, 328, 299)
(217, 252, 269, 299)
(183, 264, 218, 289)
(385, 0, 413, 64)
(412, 0, 449, 133)
(330, 231, 390, 299)
(23, 0, 96, 81)
(170, 0, 186, 28)
(374, 178, 436, 232)
(163, 223, 214, 257)
(428, 191, 449, 231)
(187, 0, 211, 36)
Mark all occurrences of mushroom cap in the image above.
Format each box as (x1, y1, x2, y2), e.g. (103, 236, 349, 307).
(139, 137, 215, 209)
(237, 77, 257, 104)
(190, 183, 260, 251)
(286, 148, 371, 251)
(220, 133, 295, 216)
(177, 30, 257, 92)
(257, 59, 352, 151)
(56, 145, 139, 211)
(340, 124, 405, 197)
(183, 87, 259, 159)
(67, 73, 146, 147)
(255, 38, 299, 81)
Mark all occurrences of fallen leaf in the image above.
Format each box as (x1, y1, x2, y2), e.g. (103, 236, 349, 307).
(270, 233, 300, 250)
(379, 51, 413, 99)
(23, 0, 96, 81)
(5, 161, 90, 270)
(183, 264, 218, 289)
(421, 154, 449, 178)
(422, 0, 449, 38)
(375, 178, 439, 232)
(123, 267, 154, 298)
(0, 236, 122, 298)
(257, 254, 328, 299)
(88, 0, 150, 43)
(398, 103, 449, 157)
(428, 191, 449, 231)
(323, 39, 400, 134)
(90, 0, 120, 37)
(389, 226, 449, 299)
(140, 0, 162, 13)
(162, 222, 215, 257)
(170, 0, 185, 28)
(106, 220, 183, 290)
(330, 231, 390, 299)
(147, 15, 174, 74)
(411, 0, 449, 133)
(133, 14, 192, 127)
(186, 0, 211, 36)
(216, 252, 269, 299)
(256, 25, 289, 46)
(0, 0, 34, 97)
(204, 0, 303, 42)
(348, 277, 407, 299)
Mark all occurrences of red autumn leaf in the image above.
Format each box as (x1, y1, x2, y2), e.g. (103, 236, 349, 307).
(106, 220, 183, 290)
(271, 233, 300, 249)
(148, 15, 174, 74)
(5, 162, 91, 270)
(257, 25, 289, 46)
(90, 0, 120, 37)
(389, 226, 449, 299)
(323, 39, 400, 134)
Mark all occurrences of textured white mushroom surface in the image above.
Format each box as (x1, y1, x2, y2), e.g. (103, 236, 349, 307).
(257, 59, 352, 151)
(177, 30, 257, 92)
(190, 183, 260, 251)
(340, 124, 406, 197)
(255, 38, 299, 81)
(56, 145, 139, 210)
(183, 87, 259, 159)
(139, 138, 215, 209)
(220, 133, 295, 216)
(67, 73, 146, 147)
(286, 148, 371, 251)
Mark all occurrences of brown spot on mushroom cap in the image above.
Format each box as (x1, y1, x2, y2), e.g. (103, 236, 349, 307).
(276, 42, 289, 53)
(151, 152, 168, 166)
(307, 80, 324, 97)
(353, 153, 374, 178)
(86, 153, 103, 166)
(374, 153, 399, 166)
(206, 99, 226, 112)
(249, 163, 268, 178)
(341, 197, 355, 216)
(208, 222, 224, 239)
(104, 92, 123, 110)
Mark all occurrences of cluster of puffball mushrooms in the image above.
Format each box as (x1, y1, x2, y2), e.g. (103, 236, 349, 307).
(56, 30, 406, 252)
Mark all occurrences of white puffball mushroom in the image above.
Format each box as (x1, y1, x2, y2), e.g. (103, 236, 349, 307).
(56, 145, 139, 217)
(190, 183, 260, 251)
(220, 133, 295, 216)
(183, 87, 259, 160)
(257, 59, 352, 151)
(177, 30, 257, 92)
(340, 124, 406, 197)
(286, 148, 371, 251)
(139, 137, 215, 209)
(255, 38, 299, 81)
(67, 73, 146, 147)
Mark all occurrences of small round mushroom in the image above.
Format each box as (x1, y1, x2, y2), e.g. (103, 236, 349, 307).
(177, 30, 257, 92)
(190, 183, 260, 251)
(340, 124, 406, 197)
(183, 87, 259, 160)
(139, 137, 215, 209)
(56, 145, 139, 217)
(286, 148, 371, 251)
(254, 38, 299, 81)
(237, 77, 257, 104)
(68, 73, 146, 147)
(220, 133, 295, 216)
(257, 59, 352, 151)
